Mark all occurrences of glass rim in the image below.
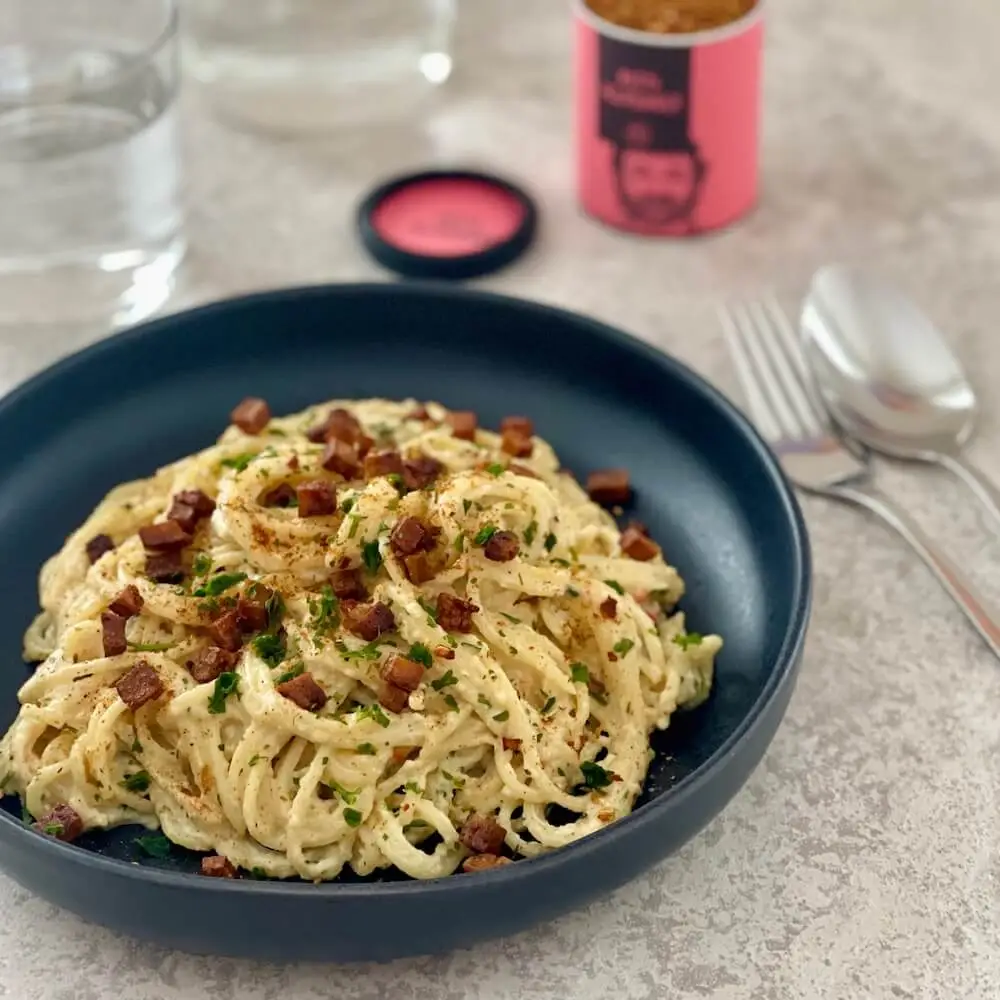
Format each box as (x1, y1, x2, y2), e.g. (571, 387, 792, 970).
(118, 0, 180, 72)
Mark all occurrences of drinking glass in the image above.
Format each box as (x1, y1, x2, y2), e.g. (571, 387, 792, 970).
(0, 0, 183, 328)
(184, 0, 457, 134)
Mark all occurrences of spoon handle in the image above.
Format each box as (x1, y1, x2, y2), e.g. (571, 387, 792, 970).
(832, 483, 1000, 660)
(935, 453, 1000, 527)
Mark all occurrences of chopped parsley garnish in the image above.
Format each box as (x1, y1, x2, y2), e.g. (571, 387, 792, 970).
(453, 532, 465, 553)
(193, 571, 247, 598)
(565, 587, 580, 598)
(441, 770, 465, 787)
(418, 597, 438, 625)
(570, 663, 589, 684)
(265, 591, 285, 630)
(220, 452, 257, 473)
(443, 694, 459, 711)
(473, 524, 498, 546)
(580, 761, 612, 790)
(431, 670, 458, 691)
(343, 808, 363, 827)
(612, 638, 635, 657)
(44, 822, 64, 836)
(248, 754, 261, 766)
(361, 540, 383, 574)
(249, 867, 268, 879)
(135, 833, 172, 858)
(340, 497, 355, 514)
(500, 612, 521, 624)
(543, 532, 557, 552)
(404, 782, 422, 794)
(493, 710, 509, 722)
(356, 743, 377, 755)
(523, 521, 538, 545)
(386, 473, 405, 493)
(673, 633, 704, 650)
(309, 584, 340, 637)
(462, 499, 472, 515)
(407, 643, 433, 669)
(357, 704, 391, 728)
(485, 463, 505, 477)
(207, 671, 240, 713)
(550, 557, 571, 567)
(20, 804, 32, 825)
(323, 780, 359, 804)
(127, 642, 173, 652)
(478, 694, 492, 707)
(122, 770, 151, 793)
(251, 631, 286, 668)
(604, 579, 625, 595)
(341, 638, 390, 661)
(192, 553, 212, 576)
(275, 663, 304, 685)
(347, 514, 363, 539)
(131, 736, 143, 753)
(541, 695, 556, 714)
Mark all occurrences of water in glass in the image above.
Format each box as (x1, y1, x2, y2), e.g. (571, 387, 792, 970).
(0, 0, 183, 327)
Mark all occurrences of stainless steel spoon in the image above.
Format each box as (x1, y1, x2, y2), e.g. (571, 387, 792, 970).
(801, 263, 1000, 524)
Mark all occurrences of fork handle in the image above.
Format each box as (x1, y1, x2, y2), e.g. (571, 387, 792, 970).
(831, 483, 1000, 660)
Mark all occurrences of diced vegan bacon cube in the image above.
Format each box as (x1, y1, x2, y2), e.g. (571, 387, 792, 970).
(296, 480, 337, 517)
(343, 601, 396, 641)
(34, 803, 84, 842)
(402, 454, 444, 491)
(276, 671, 328, 711)
(101, 611, 128, 656)
(235, 595, 269, 633)
(586, 469, 631, 506)
(231, 397, 271, 435)
(500, 416, 534, 437)
(329, 569, 366, 600)
(325, 408, 364, 443)
(167, 489, 215, 534)
(381, 654, 423, 693)
(600, 597, 618, 620)
(434, 644, 455, 660)
(620, 522, 660, 561)
(447, 410, 478, 441)
(379, 683, 410, 714)
(187, 646, 236, 683)
(484, 530, 519, 562)
(139, 519, 193, 551)
(389, 516, 435, 557)
(145, 550, 184, 583)
(114, 661, 164, 711)
(436, 593, 478, 632)
(200, 855, 238, 878)
(174, 490, 215, 517)
(404, 552, 435, 585)
(109, 584, 144, 618)
(262, 482, 297, 508)
(462, 854, 512, 873)
(207, 610, 243, 652)
(321, 438, 361, 479)
(85, 534, 115, 563)
(363, 450, 404, 480)
(501, 430, 533, 458)
(502, 738, 521, 751)
(460, 813, 506, 854)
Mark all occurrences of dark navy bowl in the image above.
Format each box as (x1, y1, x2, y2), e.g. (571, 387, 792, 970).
(0, 284, 810, 962)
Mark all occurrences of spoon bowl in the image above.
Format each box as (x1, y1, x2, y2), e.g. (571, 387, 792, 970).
(801, 263, 1000, 524)
(801, 264, 978, 459)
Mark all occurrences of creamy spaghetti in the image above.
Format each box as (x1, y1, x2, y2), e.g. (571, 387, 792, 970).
(0, 398, 720, 880)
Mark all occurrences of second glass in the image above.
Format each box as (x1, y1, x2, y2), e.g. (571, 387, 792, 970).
(184, 0, 457, 134)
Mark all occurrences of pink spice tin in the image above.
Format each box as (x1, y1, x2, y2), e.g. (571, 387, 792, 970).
(573, 1, 764, 236)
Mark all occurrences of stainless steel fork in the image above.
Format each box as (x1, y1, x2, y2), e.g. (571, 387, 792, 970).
(721, 296, 1000, 660)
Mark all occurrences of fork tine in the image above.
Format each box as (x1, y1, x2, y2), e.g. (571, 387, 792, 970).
(746, 299, 827, 438)
(718, 303, 784, 443)
(724, 301, 804, 439)
(760, 294, 831, 430)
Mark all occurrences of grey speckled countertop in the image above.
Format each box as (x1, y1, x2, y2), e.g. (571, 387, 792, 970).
(2, 0, 1000, 997)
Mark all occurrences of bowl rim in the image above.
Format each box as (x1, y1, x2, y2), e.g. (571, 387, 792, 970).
(0, 281, 811, 898)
